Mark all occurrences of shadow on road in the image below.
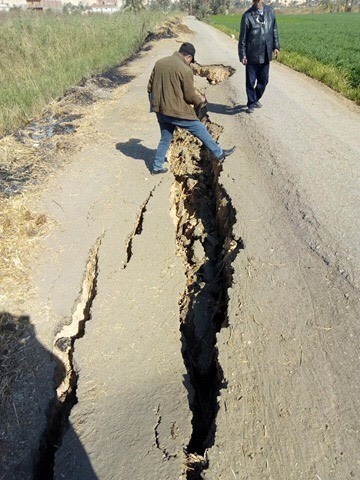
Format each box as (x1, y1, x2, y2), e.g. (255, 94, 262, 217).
(0, 311, 98, 480)
(53, 424, 100, 480)
(116, 139, 155, 172)
(207, 102, 247, 115)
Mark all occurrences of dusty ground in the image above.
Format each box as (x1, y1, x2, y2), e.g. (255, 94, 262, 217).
(1, 16, 359, 480)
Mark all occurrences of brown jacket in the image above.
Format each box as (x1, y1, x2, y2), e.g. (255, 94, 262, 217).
(147, 51, 202, 121)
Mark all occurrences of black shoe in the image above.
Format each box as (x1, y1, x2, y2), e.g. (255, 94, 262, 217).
(151, 168, 168, 175)
(217, 146, 236, 161)
(254, 101, 262, 108)
(247, 107, 254, 114)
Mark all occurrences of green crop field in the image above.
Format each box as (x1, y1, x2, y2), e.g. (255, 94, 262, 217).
(208, 13, 360, 103)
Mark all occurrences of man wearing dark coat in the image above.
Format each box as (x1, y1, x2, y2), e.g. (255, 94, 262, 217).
(238, 0, 280, 113)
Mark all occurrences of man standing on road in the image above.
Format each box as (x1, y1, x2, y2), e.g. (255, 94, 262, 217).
(148, 42, 236, 175)
(238, 0, 280, 113)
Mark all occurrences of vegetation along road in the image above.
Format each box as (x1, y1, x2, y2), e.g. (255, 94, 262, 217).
(0, 13, 359, 480)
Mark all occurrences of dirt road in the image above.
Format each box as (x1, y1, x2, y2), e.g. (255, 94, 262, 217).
(3, 16, 359, 480)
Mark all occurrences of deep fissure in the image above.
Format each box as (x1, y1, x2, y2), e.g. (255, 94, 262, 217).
(33, 238, 101, 480)
(172, 137, 242, 478)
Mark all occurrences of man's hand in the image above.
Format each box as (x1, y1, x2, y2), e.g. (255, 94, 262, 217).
(273, 49, 280, 59)
(199, 94, 206, 104)
(241, 57, 248, 65)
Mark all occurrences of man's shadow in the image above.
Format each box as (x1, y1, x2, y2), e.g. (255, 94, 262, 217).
(206, 102, 247, 115)
(116, 139, 155, 172)
(0, 311, 98, 480)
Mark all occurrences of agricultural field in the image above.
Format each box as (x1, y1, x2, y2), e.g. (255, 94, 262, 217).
(207, 12, 360, 103)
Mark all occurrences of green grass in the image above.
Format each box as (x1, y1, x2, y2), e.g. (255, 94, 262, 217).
(0, 11, 167, 135)
(207, 13, 360, 104)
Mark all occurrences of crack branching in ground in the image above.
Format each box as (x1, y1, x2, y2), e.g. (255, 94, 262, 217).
(170, 106, 243, 478)
(124, 185, 158, 268)
(153, 404, 178, 460)
(33, 235, 102, 480)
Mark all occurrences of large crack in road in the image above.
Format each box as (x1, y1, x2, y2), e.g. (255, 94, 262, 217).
(33, 236, 102, 480)
(170, 90, 243, 478)
(33, 62, 239, 480)
(2, 19, 356, 480)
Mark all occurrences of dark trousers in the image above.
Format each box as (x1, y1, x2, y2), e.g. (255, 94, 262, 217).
(245, 62, 270, 107)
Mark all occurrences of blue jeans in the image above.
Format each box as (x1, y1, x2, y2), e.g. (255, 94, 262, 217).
(153, 113, 223, 171)
(245, 62, 270, 108)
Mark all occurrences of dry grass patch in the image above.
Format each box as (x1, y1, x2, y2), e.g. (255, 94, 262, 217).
(0, 196, 51, 304)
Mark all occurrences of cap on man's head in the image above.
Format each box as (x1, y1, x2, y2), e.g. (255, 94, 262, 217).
(179, 42, 196, 62)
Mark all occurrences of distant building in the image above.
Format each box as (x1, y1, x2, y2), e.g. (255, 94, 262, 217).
(26, 0, 42, 9)
(24, 0, 124, 9)
(44, 0, 63, 8)
(89, 0, 122, 11)
(91, 5, 119, 11)
(1, 0, 137, 10)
